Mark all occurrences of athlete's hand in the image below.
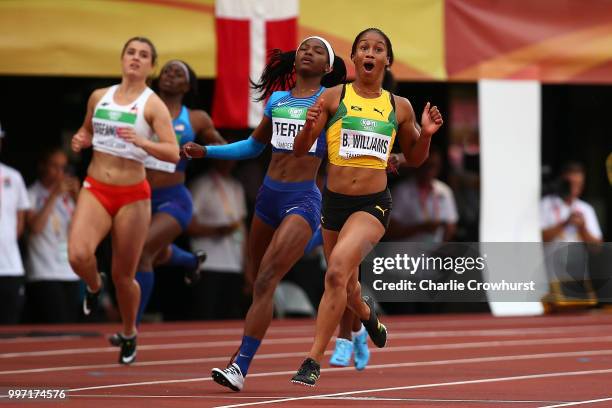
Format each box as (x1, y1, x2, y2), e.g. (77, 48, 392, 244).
(181, 142, 206, 159)
(420, 102, 443, 137)
(304, 98, 324, 131)
(71, 130, 91, 153)
(116, 127, 142, 146)
(386, 153, 405, 174)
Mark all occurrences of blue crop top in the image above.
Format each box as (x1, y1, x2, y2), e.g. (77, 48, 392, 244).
(264, 87, 326, 159)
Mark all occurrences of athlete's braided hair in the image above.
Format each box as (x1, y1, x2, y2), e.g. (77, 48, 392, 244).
(251, 47, 347, 102)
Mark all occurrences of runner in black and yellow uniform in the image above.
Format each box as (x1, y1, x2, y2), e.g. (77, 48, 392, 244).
(291, 28, 444, 386)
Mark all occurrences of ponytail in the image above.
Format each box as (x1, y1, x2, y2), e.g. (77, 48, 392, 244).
(251, 49, 296, 102)
(251, 46, 347, 101)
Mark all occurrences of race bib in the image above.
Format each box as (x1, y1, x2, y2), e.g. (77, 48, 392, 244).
(271, 106, 317, 153)
(338, 116, 394, 161)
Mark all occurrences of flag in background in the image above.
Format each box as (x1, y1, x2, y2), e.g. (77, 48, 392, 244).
(214, 0, 298, 129)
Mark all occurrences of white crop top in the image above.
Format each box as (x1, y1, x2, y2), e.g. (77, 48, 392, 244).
(92, 85, 155, 163)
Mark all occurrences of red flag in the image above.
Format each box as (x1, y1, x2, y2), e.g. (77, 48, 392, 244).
(213, 0, 298, 129)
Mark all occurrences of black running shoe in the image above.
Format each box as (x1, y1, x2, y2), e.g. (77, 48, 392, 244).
(108, 333, 121, 347)
(83, 272, 106, 316)
(291, 358, 320, 387)
(184, 250, 207, 286)
(117, 333, 137, 365)
(360, 296, 387, 348)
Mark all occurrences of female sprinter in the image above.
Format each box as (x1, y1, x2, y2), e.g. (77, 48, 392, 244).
(133, 60, 223, 330)
(290, 28, 443, 386)
(69, 37, 179, 364)
(182, 37, 347, 391)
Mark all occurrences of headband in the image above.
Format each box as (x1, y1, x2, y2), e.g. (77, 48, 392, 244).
(297, 36, 335, 68)
(164, 60, 190, 80)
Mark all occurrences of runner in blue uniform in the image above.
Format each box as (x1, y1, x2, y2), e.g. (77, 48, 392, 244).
(182, 37, 361, 391)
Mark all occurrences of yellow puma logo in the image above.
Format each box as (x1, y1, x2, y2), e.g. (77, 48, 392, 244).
(375, 206, 388, 216)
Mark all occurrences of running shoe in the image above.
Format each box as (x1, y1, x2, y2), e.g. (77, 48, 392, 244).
(212, 363, 244, 392)
(291, 358, 320, 387)
(329, 338, 353, 367)
(360, 296, 387, 348)
(83, 272, 106, 316)
(353, 330, 370, 371)
(184, 250, 207, 286)
(117, 333, 137, 365)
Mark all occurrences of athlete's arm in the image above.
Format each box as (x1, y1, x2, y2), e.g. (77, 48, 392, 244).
(123, 94, 180, 163)
(395, 96, 443, 167)
(71, 88, 105, 153)
(182, 116, 271, 160)
(17, 210, 27, 238)
(293, 86, 340, 157)
(191, 109, 226, 145)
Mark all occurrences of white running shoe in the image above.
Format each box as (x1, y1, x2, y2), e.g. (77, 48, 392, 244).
(212, 363, 245, 392)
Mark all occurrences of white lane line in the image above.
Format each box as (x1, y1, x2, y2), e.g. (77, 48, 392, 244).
(65, 394, 569, 404)
(66, 349, 612, 392)
(4, 335, 612, 376)
(4, 324, 611, 359)
(539, 397, 612, 408)
(328, 397, 568, 404)
(212, 368, 612, 408)
(2, 315, 610, 344)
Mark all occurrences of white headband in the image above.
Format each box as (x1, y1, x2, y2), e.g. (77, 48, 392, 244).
(165, 60, 190, 80)
(297, 36, 335, 68)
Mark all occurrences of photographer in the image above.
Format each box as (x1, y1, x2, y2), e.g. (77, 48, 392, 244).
(541, 161, 602, 243)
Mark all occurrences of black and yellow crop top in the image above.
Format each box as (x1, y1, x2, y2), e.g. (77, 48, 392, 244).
(325, 83, 398, 169)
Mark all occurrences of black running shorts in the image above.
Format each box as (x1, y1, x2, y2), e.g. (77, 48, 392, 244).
(321, 188, 392, 231)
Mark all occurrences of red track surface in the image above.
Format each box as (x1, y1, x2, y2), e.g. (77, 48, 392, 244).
(2, 313, 612, 407)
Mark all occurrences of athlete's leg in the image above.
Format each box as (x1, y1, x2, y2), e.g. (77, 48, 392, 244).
(135, 212, 182, 321)
(244, 214, 312, 339)
(245, 215, 276, 291)
(111, 199, 151, 338)
(210, 214, 281, 391)
(227, 215, 312, 381)
(68, 189, 112, 291)
(337, 309, 353, 339)
(307, 212, 385, 363)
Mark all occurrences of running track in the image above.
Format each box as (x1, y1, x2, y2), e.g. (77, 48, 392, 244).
(2, 313, 612, 407)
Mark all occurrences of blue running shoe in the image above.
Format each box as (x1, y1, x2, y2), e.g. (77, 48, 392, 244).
(329, 338, 353, 367)
(353, 330, 370, 371)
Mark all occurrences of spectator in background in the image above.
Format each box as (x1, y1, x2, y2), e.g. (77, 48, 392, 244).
(0, 122, 31, 324)
(447, 129, 480, 242)
(541, 161, 602, 243)
(387, 148, 458, 243)
(25, 148, 81, 323)
(541, 162, 603, 305)
(188, 159, 247, 320)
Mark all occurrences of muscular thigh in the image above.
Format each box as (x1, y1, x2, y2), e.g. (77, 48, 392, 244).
(111, 199, 151, 275)
(248, 215, 276, 279)
(144, 212, 182, 256)
(329, 212, 385, 272)
(258, 214, 312, 278)
(69, 189, 113, 253)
